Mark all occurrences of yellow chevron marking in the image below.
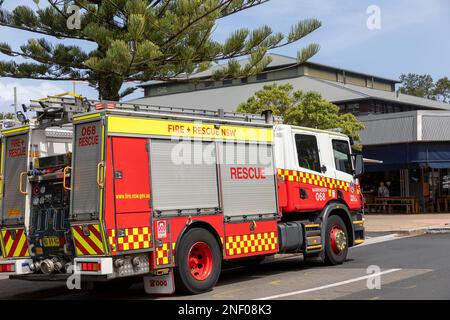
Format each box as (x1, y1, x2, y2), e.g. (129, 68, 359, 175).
(73, 231, 98, 255)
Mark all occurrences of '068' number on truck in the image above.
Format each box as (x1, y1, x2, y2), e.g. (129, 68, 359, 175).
(78, 125, 99, 147)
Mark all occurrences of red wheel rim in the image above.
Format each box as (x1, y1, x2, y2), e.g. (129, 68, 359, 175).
(188, 241, 213, 281)
(330, 225, 347, 255)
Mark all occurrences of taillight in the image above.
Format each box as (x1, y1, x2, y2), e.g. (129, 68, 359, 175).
(78, 262, 101, 272)
(0, 264, 15, 273)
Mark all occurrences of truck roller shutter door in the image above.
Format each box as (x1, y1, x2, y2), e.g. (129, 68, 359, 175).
(1, 132, 29, 226)
(71, 120, 103, 221)
(218, 142, 278, 218)
(150, 139, 219, 214)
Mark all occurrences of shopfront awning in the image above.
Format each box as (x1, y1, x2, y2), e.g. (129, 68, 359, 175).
(363, 142, 450, 172)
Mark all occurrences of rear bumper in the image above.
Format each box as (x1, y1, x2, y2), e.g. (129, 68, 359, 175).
(0, 258, 33, 276)
(73, 257, 114, 275)
(10, 273, 70, 282)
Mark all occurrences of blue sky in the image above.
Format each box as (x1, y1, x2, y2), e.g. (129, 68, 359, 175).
(0, 0, 449, 112)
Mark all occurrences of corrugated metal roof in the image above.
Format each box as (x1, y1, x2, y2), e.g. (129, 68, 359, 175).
(128, 76, 365, 111)
(359, 110, 450, 145)
(139, 54, 298, 87)
(129, 75, 450, 113)
(323, 80, 450, 111)
(139, 53, 400, 87)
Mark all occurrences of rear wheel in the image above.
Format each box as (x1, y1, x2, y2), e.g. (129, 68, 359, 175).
(324, 215, 348, 265)
(174, 228, 221, 294)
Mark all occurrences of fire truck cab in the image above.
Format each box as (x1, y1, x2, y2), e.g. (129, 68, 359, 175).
(0, 96, 365, 295)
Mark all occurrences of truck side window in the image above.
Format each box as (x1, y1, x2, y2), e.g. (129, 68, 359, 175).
(332, 139, 352, 174)
(295, 134, 321, 172)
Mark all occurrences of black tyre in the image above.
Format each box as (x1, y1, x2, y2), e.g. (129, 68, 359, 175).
(174, 228, 222, 294)
(324, 215, 349, 265)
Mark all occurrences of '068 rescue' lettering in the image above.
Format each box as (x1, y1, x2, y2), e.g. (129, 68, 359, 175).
(78, 125, 99, 147)
(230, 167, 266, 180)
(8, 138, 26, 158)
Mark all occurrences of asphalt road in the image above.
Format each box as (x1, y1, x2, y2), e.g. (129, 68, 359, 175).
(1, 233, 449, 300)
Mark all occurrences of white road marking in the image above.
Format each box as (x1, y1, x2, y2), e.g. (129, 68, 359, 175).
(354, 234, 407, 247)
(255, 268, 402, 300)
(0, 275, 9, 280)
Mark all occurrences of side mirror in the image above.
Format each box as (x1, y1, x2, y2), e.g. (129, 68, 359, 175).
(353, 154, 364, 177)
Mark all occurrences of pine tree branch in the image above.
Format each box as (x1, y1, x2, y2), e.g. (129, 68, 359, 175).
(161, 0, 234, 48)
(0, 45, 91, 70)
(71, 0, 125, 29)
(219, 0, 270, 18)
(1, 74, 91, 81)
(0, 20, 93, 42)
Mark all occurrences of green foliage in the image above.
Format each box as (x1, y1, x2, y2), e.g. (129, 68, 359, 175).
(237, 83, 365, 147)
(434, 77, 450, 103)
(0, 1, 321, 100)
(399, 73, 450, 103)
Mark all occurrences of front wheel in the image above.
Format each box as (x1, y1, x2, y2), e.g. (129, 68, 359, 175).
(324, 215, 349, 265)
(174, 228, 222, 294)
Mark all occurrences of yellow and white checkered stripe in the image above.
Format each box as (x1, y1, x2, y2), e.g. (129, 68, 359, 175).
(110, 227, 152, 252)
(277, 169, 350, 192)
(225, 232, 278, 257)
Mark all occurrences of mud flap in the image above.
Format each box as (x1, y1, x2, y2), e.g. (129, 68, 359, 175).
(143, 270, 175, 295)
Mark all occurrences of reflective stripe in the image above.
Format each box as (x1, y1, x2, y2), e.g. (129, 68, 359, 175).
(110, 227, 152, 252)
(1, 126, 29, 135)
(1, 228, 30, 258)
(73, 113, 101, 122)
(108, 116, 273, 142)
(278, 169, 351, 191)
(72, 225, 105, 256)
(156, 243, 170, 265)
(225, 232, 278, 256)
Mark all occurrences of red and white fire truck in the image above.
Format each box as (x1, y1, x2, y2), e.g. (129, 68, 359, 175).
(0, 95, 364, 294)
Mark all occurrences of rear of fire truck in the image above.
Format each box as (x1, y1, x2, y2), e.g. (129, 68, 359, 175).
(0, 124, 74, 277)
(0, 94, 89, 280)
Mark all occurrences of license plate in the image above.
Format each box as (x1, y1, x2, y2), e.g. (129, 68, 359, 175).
(42, 236, 60, 247)
(144, 272, 175, 295)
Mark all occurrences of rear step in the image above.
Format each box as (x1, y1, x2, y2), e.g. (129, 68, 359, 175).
(305, 224, 323, 253)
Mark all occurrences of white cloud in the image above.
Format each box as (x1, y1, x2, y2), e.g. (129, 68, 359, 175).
(0, 81, 64, 113)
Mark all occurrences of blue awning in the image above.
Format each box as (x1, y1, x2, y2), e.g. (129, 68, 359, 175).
(363, 142, 450, 172)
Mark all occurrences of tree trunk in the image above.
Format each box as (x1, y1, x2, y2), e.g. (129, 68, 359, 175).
(97, 74, 124, 101)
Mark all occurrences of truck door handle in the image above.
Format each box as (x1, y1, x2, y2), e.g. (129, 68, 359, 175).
(97, 161, 105, 189)
(63, 166, 72, 190)
(19, 172, 28, 195)
(300, 188, 308, 199)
